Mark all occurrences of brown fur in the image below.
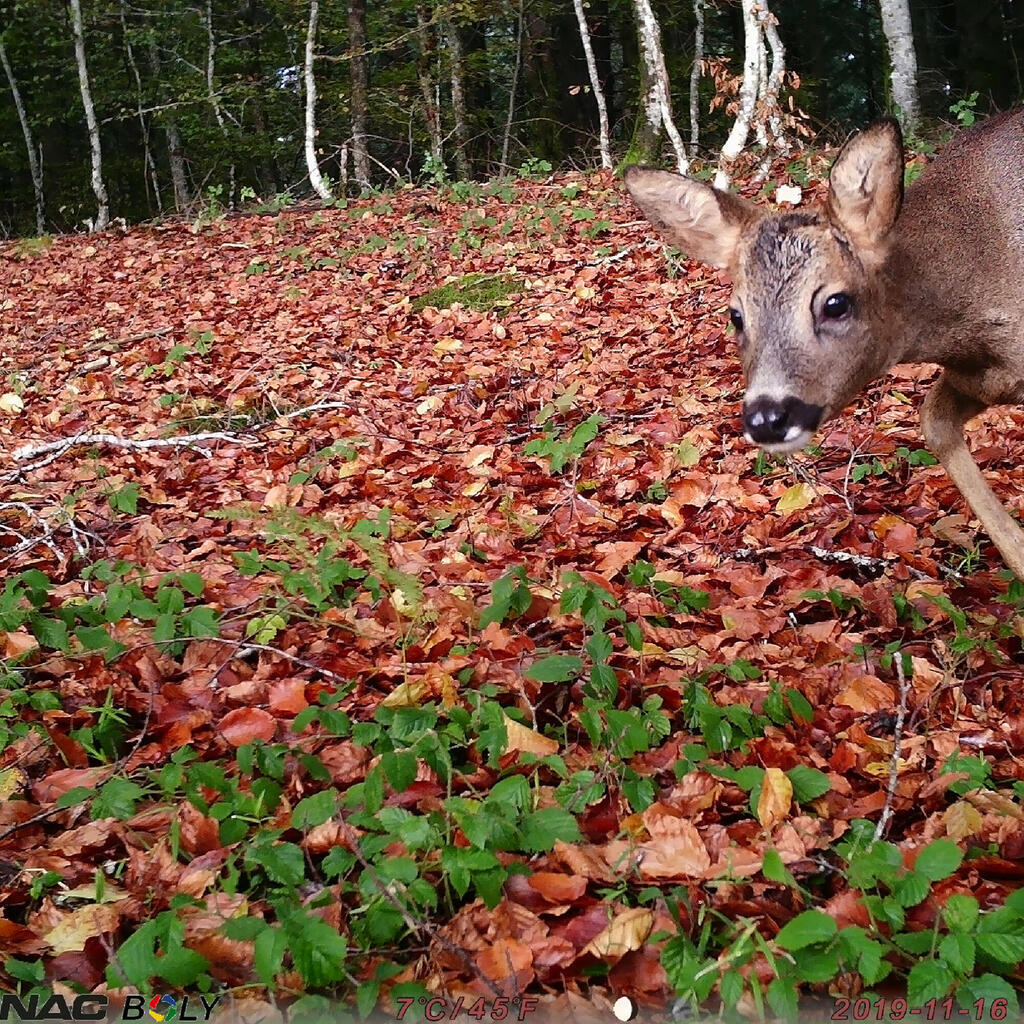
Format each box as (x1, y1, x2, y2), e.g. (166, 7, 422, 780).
(625, 110, 1024, 576)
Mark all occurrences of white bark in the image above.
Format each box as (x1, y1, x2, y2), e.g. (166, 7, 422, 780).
(572, 0, 612, 170)
(68, 0, 109, 231)
(714, 0, 760, 189)
(878, 0, 920, 130)
(205, 0, 235, 206)
(688, 0, 704, 160)
(0, 34, 45, 234)
(147, 37, 190, 212)
(304, 0, 333, 200)
(633, 0, 688, 173)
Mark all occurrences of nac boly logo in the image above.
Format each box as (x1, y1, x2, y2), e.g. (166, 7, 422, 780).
(0, 993, 222, 1023)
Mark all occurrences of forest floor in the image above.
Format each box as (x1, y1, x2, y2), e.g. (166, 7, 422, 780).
(3, 160, 1024, 1022)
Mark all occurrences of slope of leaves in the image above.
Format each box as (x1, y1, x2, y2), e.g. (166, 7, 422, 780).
(3, 164, 1024, 1019)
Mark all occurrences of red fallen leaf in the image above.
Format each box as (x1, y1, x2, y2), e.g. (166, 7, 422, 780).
(32, 766, 111, 803)
(526, 871, 588, 904)
(476, 937, 534, 993)
(268, 677, 308, 714)
(220, 707, 276, 746)
(178, 801, 223, 856)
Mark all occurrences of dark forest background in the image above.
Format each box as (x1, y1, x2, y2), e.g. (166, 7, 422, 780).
(1, 0, 1022, 237)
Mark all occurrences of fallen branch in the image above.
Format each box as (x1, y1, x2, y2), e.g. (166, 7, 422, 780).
(874, 652, 911, 841)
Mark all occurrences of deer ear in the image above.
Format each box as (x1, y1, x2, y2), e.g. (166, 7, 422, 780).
(624, 168, 760, 270)
(828, 120, 904, 252)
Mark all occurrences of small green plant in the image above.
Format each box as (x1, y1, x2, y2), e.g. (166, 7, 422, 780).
(518, 156, 553, 178)
(524, 413, 602, 475)
(422, 153, 448, 185)
(411, 272, 522, 313)
(950, 91, 980, 127)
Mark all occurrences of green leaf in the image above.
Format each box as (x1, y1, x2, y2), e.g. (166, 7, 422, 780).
(915, 839, 964, 881)
(30, 614, 69, 652)
(254, 925, 287, 987)
(892, 870, 931, 908)
(976, 928, 1024, 966)
(519, 807, 582, 852)
(177, 572, 205, 597)
(907, 959, 954, 1003)
(762, 848, 796, 886)
(944, 894, 980, 933)
(720, 968, 744, 1008)
(624, 621, 643, 651)
(775, 910, 837, 951)
(939, 932, 975, 974)
(291, 789, 338, 829)
(525, 655, 582, 682)
(92, 778, 145, 820)
(956, 975, 1018, 1017)
(381, 750, 417, 792)
(249, 841, 305, 886)
(4, 958, 44, 983)
(787, 764, 831, 802)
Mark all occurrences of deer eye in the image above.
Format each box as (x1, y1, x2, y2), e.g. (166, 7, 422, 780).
(823, 292, 851, 318)
(729, 308, 744, 331)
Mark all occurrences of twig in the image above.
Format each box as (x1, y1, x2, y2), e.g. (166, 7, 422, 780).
(5, 429, 248, 481)
(874, 652, 911, 841)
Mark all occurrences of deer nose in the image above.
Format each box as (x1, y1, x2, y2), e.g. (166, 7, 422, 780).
(743, 395, 823, 445)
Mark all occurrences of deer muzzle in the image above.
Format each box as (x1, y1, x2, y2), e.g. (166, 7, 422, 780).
(743, 395, 824, 453)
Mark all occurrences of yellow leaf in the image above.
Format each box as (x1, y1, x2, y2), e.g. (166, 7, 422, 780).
(381, 680, 428, 708)
(502, 713, 559, 757)
(416, 395, 443, 415)
(433, 337, 462, 354)
(943, 800, 982, 841)
(673, 438, 700, 468)
(581, 907, 654, 958)
(45, 904, 121, 954)
(0, 393, 24, 415)
(776, 482, 816, 514)
(757, 767, 792, 828)
(0, 766, 25, 800)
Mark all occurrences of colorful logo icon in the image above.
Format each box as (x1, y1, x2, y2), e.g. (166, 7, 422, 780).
(149, 995, 178, 1023)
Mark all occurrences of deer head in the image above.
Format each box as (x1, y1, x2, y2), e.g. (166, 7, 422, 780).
(625, 121, 906, 454)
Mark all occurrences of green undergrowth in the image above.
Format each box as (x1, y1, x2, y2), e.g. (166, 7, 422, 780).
(5, 500, 1024, 1016)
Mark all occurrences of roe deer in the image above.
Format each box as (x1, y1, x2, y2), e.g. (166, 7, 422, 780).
(625, 110, 1024, 578)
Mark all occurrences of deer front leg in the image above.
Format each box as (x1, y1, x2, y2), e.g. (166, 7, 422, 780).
(920, 374, 1024, 578)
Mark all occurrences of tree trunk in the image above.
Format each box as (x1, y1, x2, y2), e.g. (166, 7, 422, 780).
(304, 0, 332, 200)
(632, 0, 688, 173)
(147, 37, 190, 212)
(68, 0, 109, 230)
(878, 0, 920, 130)
(573, 0, 612, 169)
(415, 3, 443, 166)
(501, 0, 526, 171)
(715, 0, 760, 188)
(118, 1, 161, 215)
(448, 20, 471, 180)
(205, 0, 235, 206)
(689, 0, 704, 160)
(0, 33, 45, 233)
(347, 0, 370, 186)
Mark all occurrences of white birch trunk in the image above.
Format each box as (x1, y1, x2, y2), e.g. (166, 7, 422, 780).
(633, 0, 688, 173)
(714, 0, 760, 189)
(0, 34, 45, 234)
(205, 0, 235, 206)
(68, 0, 109, 231)
(572, 0, 612, 170)
(878, 0, 920, 130)
(304, 0, 333, 200)
(688, 0, 704, 161)
(760, 1, 787, 150)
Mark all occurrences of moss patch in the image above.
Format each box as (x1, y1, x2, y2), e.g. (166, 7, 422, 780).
(411, 272, 523, 314)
